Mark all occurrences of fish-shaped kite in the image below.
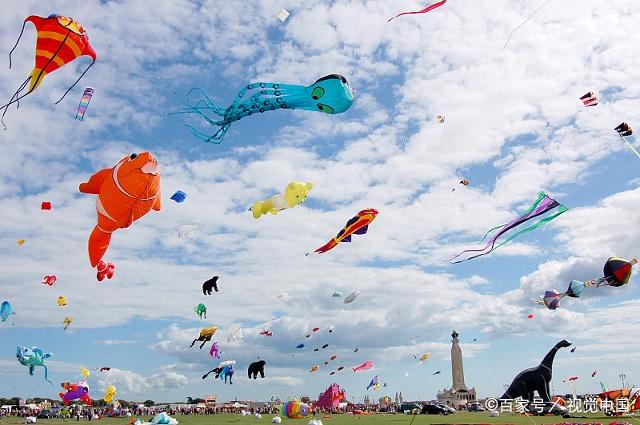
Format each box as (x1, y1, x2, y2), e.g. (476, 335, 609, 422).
(353, 361, 373, 372)
(449, 192, 568, 263)
(310, 208, 378, 254)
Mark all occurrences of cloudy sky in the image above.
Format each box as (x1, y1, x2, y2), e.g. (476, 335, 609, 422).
(1, 0, 639, 404)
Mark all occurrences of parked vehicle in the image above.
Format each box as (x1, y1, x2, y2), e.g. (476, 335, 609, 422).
(469, 402, 486, 411)
(437, 404, 456, 414)
(38, 410, 56, 419)
(421, 404, 450, 415)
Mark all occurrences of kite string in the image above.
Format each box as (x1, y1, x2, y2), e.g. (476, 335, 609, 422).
(618, 134, 640, 160)
(503, 0, 555, 48)
(55, 61, 95, 104)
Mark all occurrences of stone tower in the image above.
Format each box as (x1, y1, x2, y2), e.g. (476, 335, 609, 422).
(451, 330, 467, 391)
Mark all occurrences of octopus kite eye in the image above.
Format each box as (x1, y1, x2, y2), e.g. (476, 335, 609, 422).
(129, 153, 138, 160)
(317, 104, 334, 114)
(311, 86, 325, 100)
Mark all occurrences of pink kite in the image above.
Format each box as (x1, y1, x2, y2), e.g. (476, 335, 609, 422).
(209, 342, 220, 359)
(388, 0, 447, 22)
(353, 361, 373, 372)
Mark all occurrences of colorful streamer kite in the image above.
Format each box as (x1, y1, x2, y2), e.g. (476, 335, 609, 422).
(449, 192, 569, 263)
(75, 87, 94, 121)
(614, 122, 640, 160)
(388, 0, 447, 22)
(2, 14, 96, 127)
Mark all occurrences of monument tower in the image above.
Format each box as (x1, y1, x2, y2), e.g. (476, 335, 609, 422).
(436, 330, 477, 407)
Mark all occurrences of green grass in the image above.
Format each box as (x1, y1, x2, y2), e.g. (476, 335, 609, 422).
(0, 413, 634, 425)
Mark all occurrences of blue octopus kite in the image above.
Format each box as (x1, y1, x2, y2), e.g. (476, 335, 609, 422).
(173, 74, 354, 143)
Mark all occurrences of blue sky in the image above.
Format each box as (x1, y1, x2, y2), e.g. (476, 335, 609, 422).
(1, 0, 640, 404)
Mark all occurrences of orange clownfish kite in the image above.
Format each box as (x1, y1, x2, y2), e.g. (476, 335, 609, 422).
(310, 208, 378, 254)
(1, 14, 96, 127)
(79, 152, 161, 269)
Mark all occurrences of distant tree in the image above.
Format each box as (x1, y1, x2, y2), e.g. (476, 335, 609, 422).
(192, 398, 204, 404)
(187, 397, 193, 404)
(120, 400, 131, 408)
(144, 400, 155, 407)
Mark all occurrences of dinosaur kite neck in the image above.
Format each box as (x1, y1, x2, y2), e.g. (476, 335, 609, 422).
(540, 346, 561, 371)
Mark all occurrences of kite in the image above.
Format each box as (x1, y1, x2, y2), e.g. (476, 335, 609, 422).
(1, 301, 13, 322)
(178, 224, 199, 239)
(433, 370, 441, 375)
(453, 179, 470, 191)
(63, 316, 72, 330)
(42, 275, 57, 286)
(248, 360, 266, 379)
(354, 348, 359, 353)
(190, 326, 218, 349)
(570, 347, 576, 353)
(98, 367, 111, 372)
(96, 260, 115, 282)
(533, 257, 637, 310)
(306, 327, 320, 338)
(332, 291, 342, 298)
(227, 324, 244, 343)
(41, 201, 52, 210)
(194, 303, 207, 319)
(202, 276, 219, 295)
(17, 239, 25, 245)
(367, 375, 379, 390)
(278, 292, 288, 299)
(16, 346, 53, 385)
(170, 190, 187, 203)
(503, 0, 555, 48)
(353, 361, 373, 372)
(59, 381, 91, 405)
(310, 365, 320, 373)
(388, 0, 447, 22)
(599, 388, 640, 413)
(324, 355, 337, 365)
(209, 342, 220, 358)
(81, 368, 90, 379)
(202, 360, 235, 384)
(260, 330, 273, 336)
(104, 385, 117, 403)
(418, 352, 430, 362)
(57, 296, 67, 307)
(311, 208, 378, 254)
(75, 87, 94, 120)
(281, 401, 310, 419)
(527, 314, 534, 319)
(2, 15, 96, 127)
(296, 343, 305, 349)
(580, 91, 597, 107)
(592, 370, 598, 378)
(344, 291, 360, 304)
(173, 74, 354, 143)
(567, 376, 578, 382)
(251, 181, 313, 219)
(436, 114, 445, 123)
(313, 344, 330, 352)
(277, 9, 290, 22)
(614, 122, 640, 160)
(449, 192, 569, 263)
(79, 152, 160, 269)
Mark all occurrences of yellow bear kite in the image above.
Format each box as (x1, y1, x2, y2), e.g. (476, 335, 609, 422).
(251, 181, 313, 219)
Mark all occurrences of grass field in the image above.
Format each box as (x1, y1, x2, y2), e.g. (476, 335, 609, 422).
(1, 413, 636, 425)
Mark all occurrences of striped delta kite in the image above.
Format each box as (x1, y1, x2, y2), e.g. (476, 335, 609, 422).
(1, 14, 96, 127)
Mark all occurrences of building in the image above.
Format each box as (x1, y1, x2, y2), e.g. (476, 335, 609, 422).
(437, 330, 478, 408)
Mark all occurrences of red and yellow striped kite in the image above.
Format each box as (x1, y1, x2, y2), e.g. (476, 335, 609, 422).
(2, 14, 96, 126)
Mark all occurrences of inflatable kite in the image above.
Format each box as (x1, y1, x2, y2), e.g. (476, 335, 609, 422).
(202, 276, 219, 294)
(388, 0, 447, 22)
(173, 74, 354, 143)
(145, 413, 179, 425)
(63, 316, 72, 330)
(433, 370, 441, 375)
(209, 341, 220, 358)
(251, 181, 313, 219)
(170, 190, 186, 203)
(332, 291, 342, 298)
(344, 291, 360, 304)
(260, 330, 273, 336)
(248, 360, 266, 379)
(599, 388, 640, 413)
(98, 367, 111, 372)
(79, 152, 161, 268)
(418, 352, 430, 362)
(17, 346, 53, 385)
(42, 275, 57, 286)
(533, 257, 637, 310)
(367, 375, 379, 390)
(81, 368, 90, 379)
(353, 361, 373, 372)
(41, 201, 52, 210)
(310, 208, 378, 254)
(580, 91, 597, 107)
(96, 260, 115, 281)
(202, 360, 235, 384)
(310, 365, 320, 373)
(178, 224, 198, 239)
(453, 179, 469, 191)
(17, 239, 25, 245)
(104, 385, 117, 403)
(59, 381, 91, 405)
(57, 296, 67, 307)
(190, 326, 218, 349)
(75, 87, 94, 120)
(614, 122, 640, 160)
(281, 400, 310, 419)
(194, 303, 207, 319)
(436, 114, 445, 123)
(1, 301, 13, 322)
(449, 192, 569, 263)
(2, 14, 96, 127)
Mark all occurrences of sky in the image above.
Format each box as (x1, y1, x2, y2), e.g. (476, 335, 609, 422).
(1, 0, 640, 405)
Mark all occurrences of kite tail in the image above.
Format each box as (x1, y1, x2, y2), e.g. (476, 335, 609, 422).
(55, 61, 95, 104)
(8, 20, 28, 69)
(618, 134, 640, 160)
(0, 76, 31, 130)
(492, 205, 569, 251)
(184, 124, 226, 144)
(43, 365, 53, 386)
(202, 369, 215, 380)
(184, 88, 226, 116)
